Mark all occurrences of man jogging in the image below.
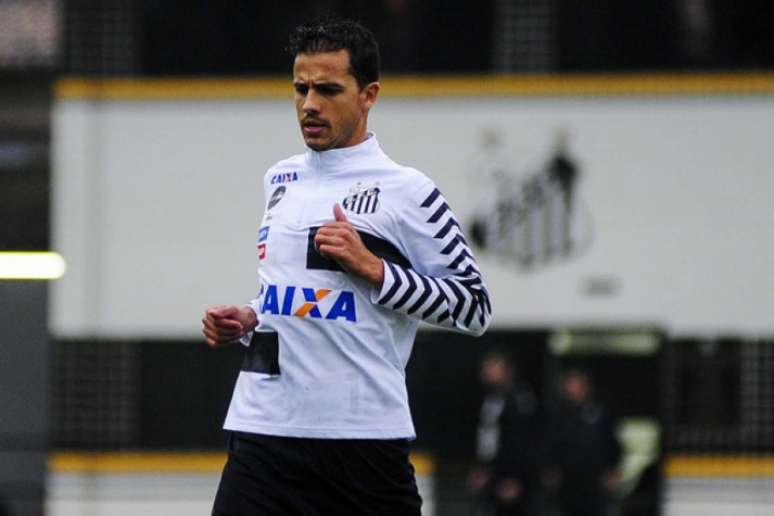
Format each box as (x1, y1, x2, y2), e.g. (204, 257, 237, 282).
(202, 19, 492, 515)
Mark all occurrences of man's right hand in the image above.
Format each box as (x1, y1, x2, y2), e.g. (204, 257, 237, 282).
(202, 305, 257, 348)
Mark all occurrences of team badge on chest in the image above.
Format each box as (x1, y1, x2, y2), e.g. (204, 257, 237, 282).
(342, 182, 380, 215)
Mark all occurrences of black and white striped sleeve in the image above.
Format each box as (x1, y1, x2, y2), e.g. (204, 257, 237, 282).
(370, 185, 492, 336)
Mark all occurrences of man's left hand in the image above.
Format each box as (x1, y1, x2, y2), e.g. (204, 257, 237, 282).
(314, 203, 384, 287)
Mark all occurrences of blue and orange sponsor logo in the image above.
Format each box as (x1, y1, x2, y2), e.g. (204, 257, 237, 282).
(260, 284, 357, 322)
(270, 171, 299, 184)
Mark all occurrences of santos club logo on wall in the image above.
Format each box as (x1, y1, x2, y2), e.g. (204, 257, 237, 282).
(468, 128, 592, 270)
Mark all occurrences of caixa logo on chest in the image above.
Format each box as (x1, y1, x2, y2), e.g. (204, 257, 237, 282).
(260, 284, 357, 322)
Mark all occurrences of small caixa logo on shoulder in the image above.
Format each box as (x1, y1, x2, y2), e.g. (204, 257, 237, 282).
(270, 171, 299, 184)
(260, 284, 357, 322)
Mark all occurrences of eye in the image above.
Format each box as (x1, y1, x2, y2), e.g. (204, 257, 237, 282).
(294, 84, 309, 95)
(317, 85, 342, 95)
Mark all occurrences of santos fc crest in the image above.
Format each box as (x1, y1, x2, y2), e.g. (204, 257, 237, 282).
(342, 183, 380, 214)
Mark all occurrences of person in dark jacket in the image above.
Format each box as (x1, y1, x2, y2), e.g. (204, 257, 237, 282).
(544, 370, 622, 516)
(468, 352, 543, 516)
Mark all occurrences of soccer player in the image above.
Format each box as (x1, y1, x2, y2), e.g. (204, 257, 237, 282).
(202, 19, 492, 515)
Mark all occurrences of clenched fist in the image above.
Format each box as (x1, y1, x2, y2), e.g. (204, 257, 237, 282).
(202, 305, 257, 348)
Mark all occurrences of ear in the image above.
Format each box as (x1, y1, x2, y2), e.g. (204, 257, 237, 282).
(361, 81, 380, 111)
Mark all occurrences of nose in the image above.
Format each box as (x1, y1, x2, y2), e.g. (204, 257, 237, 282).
(302, 89, 321, 114)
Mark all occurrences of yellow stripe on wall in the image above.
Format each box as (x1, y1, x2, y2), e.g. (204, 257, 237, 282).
(665, 455, 774, 477)
(49, 452, 774, 478)
(49, 452, 228, 475)
(49, 451, 436, 476)
(55, 72, 774, 101)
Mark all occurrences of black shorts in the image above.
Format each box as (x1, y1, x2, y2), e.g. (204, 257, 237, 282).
(212, 431, 423, 516)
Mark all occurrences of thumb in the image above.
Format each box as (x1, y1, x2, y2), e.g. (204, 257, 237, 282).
(209, 305, 239, 319)
(333, 203, 348, 222)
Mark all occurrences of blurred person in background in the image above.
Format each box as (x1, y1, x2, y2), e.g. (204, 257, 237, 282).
(544, 370, 621, 516)
(201, 18, 491, 516)
(468, 352, 543, 516)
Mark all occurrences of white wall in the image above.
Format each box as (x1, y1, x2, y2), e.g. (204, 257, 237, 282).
(47, 471, 435, 516)
(51, 94, 774, 338)
(46, 471, 772, 516)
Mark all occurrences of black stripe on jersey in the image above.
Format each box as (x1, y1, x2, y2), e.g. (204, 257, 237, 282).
(406, 275, 433, 315)
(440, 234, 464, 255)
(447, 249, 473, 270)
(458, 263, 481, 277)
(442, 278, 467, 322)
(307, 227, 412, 271)
(379, 261, 404, 305)
(393, 268, 418, 310)
(421, 283, 445, 319)
(457, 263, 481, 278)
(434, 217, 460, 240)
(464, 296, 479, 327)
(241, 332, 280, 375)
(427, 202, 449, 224)
(423, 277, 449, 319)
(421, 188, 441, 208)
(364, 194, 379, 214)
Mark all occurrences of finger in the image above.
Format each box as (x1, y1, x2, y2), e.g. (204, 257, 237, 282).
(203, 317, 241, 333)
(203, 329, 223, 347)
(317, 227, 357, 247)
(207, 305, 238, 319)
(203, 324, 241, 339)
(203, 327, 221, 341)
(204, 327, 241, 344)
(205, 335, 229, 349)
(314, 234, 347, 248)
(333, 203, 348, 222)
(208, 324, 243, 338)
(202, 318, 219, 332)
(203, 323, 243, 342)
(317, 244, 348, 261)
(318, 224, 351, 239)
(205, 305, 226, 317)
(213, 317, 243, 330)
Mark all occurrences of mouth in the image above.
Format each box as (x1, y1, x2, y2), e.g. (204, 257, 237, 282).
(302, 119, 329, 137)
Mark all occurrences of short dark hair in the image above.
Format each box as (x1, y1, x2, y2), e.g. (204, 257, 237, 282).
(288, 19, 380, 89)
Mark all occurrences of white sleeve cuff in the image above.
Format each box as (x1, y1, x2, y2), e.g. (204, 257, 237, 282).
(370, 259, 395, 304)
(239, 331, 253, 347)
(238, 304, 261, 347)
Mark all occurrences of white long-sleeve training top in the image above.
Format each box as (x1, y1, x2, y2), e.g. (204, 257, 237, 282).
(223, 134, 492, 439)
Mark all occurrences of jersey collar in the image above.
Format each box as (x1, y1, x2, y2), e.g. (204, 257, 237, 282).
(304, 132, 382, 170)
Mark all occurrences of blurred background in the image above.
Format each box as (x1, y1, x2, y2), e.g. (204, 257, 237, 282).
(2, 1, 774, 515)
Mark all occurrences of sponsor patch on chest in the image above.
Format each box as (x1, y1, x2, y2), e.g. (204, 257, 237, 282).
(260, 284, 357, 322)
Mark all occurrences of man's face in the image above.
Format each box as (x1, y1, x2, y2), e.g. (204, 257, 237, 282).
(563, 374, 590, 405)
(481, 358, 511, 392)
(293, 49, 378, 151)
